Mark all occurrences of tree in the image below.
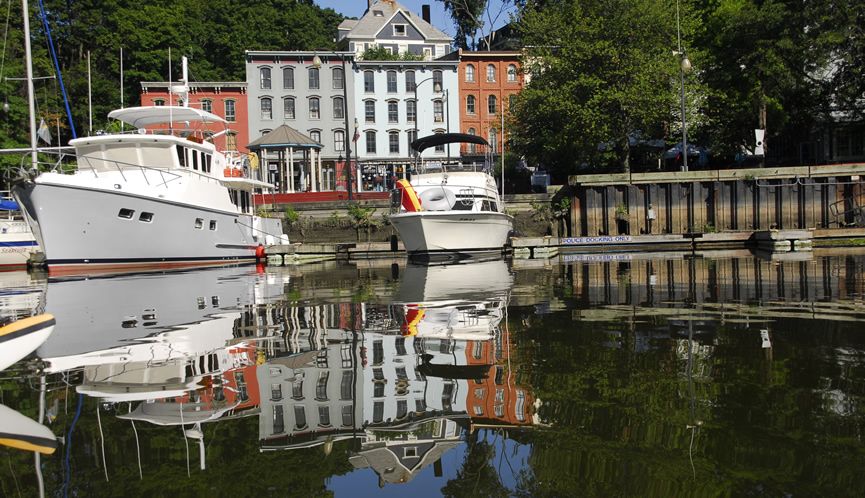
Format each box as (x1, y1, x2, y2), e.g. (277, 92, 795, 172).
(438, 0, 513, 50)
(508, 0, 680, 175)
(694, 0, 826, 158)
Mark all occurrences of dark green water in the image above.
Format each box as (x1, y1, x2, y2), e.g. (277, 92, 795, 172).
(1, 248, 863, 497)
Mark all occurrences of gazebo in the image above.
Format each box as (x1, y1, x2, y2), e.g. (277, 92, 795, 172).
(247, 125, 325, 193)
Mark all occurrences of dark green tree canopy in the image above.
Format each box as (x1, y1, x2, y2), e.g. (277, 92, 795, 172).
(509, 0, 679, 174)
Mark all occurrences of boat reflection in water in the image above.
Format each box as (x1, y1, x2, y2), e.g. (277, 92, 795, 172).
(15, 258, 535, 484)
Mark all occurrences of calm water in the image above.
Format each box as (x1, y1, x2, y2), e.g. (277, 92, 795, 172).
(1, 248, 864, 497)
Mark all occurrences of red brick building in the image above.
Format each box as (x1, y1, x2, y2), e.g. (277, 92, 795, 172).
(442, 49, 524, 156)
(140, 81, 251, 153)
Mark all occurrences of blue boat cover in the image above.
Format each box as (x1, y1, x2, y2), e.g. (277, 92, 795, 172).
(0, 200, 19, 210)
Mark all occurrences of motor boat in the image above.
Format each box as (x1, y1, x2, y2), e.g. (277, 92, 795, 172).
(389, 133, 514, 256)
(11, 58, 284, 276)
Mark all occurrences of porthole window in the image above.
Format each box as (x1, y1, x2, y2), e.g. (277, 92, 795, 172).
(195, 218, 204, 229)
(119, 208, 135, 219)
(139, 212, 154, 223)
(210, 220, 217, 230)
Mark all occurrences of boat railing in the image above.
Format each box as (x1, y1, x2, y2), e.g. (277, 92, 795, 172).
(391, 182, 503, 214)
(411, 160, 492, 176)
(18, 149, 210, 189)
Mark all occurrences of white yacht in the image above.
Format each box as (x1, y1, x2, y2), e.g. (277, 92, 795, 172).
(12, 59, 284, 276)
(397, 257, 513, 339)
(389, 133, 514, 257)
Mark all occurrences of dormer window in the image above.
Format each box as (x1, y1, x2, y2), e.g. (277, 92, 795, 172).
(374, 10, 383, 17)
(393, 24, 407, 36)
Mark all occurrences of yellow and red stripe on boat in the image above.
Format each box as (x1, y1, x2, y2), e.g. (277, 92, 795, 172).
(396, 179, 423, 212)
(0, 314, 56, 345)
(400, 307, 425, 337)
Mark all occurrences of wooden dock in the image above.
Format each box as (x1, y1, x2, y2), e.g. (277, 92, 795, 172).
(259, 227, 865, 264)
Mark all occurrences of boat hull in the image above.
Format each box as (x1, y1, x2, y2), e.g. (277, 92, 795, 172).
(13, 180, 280, 275)
(0, 219, 38, 270)
(0, 314, 55, 371)
(389, 210, 513, 254)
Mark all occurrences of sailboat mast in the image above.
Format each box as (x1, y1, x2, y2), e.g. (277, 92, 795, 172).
(22, 0, 36, 164)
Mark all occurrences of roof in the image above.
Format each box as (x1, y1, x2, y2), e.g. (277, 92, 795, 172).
(107, 106, 227, 127)
(411, 133, 490, 153)
(246, 124, 323, 150)
(339, 0, 451, 43)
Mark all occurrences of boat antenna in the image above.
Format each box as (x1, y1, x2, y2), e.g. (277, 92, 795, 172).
(1, 0, 11, 114)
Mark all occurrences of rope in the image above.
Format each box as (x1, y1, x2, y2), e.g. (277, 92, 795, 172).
(64, 393, 83, 498)
(37, 0, 76, 138)
(96, 402, 108, 482)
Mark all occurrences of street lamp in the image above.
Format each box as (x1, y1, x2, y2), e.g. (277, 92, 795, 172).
(413, 76, 442, 156)
(675, 0, 692, 172)
(312, 52, 353, 200)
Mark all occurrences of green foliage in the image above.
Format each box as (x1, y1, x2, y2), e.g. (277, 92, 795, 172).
(440, 0, 487, 50)
(358, 46, 422, 61)
(510, 0, 679, 176)
(327, 210, 341, 224)
(284, 205, 301, 224)
(0, 0, 343, 149)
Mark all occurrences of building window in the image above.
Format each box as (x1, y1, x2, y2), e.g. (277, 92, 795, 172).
(153, 99, 165, 106)
(319, 406, 331, 427)
(335, 130, 345, 152)
(333, 67, 344, 89)
(466, 95, 475, 115)
(405, 71, 416, 92)
(224, 100, 236, 122)
(310, 131, 321, 144)
(200, 99, 212, 113)
(388, 101, 398, 123)
(260, 67, 271, 89)
(333, 97, 345, 119)
(406, 100, 416, 123)
(487, 64, 496, 82)
(387, 71, 397, 93)
(364, 71, 375, 92)
(488, 95, 497, 114)
(434, 100, 443, 123)
(466, 64, 475, 82)
(407, 130, 417, 154)
(309, 97, 320, 119)
(435, 131, 445, 153)
(284, 98, 295, 119)
(308, 67, 320, 89)
(261, 98, 272, 120)
(283, 67, 294, 89)
(393, 24, 407, 36)
(366, 131, 376, 154)
(365, 101, 375, 123)
(508, 64, 517, 83)
(389, 132, 399, 153)
(226, 132, 237, 151)
(489, 128, 498, 154)
(467, 128, 477, 154)
(432, 70, 442, 91)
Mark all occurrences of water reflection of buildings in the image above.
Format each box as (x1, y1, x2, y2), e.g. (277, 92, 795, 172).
(24, 260, 538, 483)
(256, 259, 538, 484)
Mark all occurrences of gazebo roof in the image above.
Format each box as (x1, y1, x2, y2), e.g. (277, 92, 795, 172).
(247, 124, 323, 150)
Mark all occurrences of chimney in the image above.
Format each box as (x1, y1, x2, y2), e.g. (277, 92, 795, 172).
(422, 5, 430, 24)
(367, 0, 374, 13)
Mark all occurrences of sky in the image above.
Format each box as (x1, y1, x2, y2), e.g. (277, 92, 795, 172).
(314, 0, 516, 40)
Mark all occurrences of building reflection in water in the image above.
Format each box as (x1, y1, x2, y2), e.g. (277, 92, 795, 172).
(4, 248, 865, 493)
